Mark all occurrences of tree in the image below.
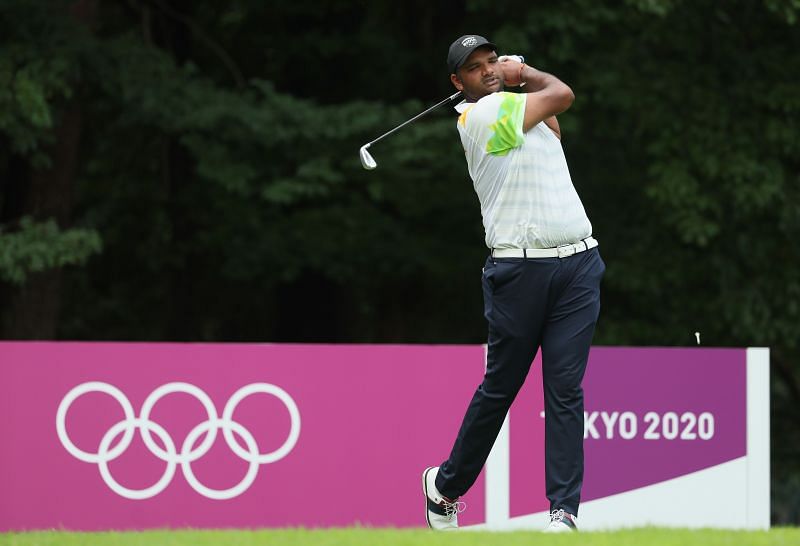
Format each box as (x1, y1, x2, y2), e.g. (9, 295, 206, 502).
(0, 0, 103, 337)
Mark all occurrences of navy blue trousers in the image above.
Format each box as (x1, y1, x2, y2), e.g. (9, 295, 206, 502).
(436, 247, 604, 516)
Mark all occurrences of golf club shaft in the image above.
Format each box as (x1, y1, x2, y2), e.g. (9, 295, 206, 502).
(365, 91, 462, 148)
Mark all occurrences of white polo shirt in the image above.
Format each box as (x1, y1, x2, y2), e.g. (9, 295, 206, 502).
(455, 92, 592, 249)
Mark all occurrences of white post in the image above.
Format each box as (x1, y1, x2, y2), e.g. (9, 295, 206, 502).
(485, 412, 510, 527)
(483, 343, 510, 528)
(746, 347, 770, 529)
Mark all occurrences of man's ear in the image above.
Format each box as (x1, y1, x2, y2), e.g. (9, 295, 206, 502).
(450, 73, 463, 91)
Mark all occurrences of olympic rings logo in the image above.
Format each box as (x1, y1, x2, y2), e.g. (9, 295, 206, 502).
(56, 381, 301, 500)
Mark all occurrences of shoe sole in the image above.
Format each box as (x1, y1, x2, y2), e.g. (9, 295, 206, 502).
(422, 466, 436, 529)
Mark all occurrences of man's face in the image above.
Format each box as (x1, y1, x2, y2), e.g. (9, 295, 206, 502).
(450, 46, 503, 101)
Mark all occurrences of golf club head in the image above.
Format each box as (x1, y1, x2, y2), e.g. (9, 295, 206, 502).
(359, 145, 377, 170)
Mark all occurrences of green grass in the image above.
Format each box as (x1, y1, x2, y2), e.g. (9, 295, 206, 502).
(1, 528, 799, 546)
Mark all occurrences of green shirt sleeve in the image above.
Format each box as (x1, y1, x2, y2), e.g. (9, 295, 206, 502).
(485, 92, 525, 156)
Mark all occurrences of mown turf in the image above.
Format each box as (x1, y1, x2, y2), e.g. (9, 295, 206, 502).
(1, 528, 799, 546)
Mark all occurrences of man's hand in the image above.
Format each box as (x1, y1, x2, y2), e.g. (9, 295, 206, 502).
(498, 56, 526, 87)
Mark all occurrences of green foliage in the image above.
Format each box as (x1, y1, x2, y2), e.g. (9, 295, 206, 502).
(0, 217, 101, 284)
(765, 0, 800, 23)
(0, 0, 81, 163)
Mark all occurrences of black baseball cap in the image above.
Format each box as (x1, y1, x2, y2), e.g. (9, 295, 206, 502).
(447, 35, 497, 74)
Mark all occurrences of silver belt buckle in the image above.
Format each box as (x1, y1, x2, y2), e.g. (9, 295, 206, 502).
(557, 243, 576, 258)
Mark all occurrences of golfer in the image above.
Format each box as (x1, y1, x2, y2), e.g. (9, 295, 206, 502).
(423, 35, 605, 533)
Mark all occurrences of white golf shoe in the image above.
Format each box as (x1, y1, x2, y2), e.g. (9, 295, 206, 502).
(422, 467, 465, 530)
(543, 508, 578, 532)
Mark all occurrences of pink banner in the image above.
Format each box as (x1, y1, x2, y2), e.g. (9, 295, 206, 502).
(0, 343, 749, 531)
(0, 342, 487, 530)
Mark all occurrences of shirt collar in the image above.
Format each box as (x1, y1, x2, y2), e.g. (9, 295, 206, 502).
(454, 100, 470, 113)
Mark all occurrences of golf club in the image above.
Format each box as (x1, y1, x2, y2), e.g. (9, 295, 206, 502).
(359, 90, 462, 170)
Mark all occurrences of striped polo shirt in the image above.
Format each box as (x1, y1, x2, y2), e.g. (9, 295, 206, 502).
(455, 92, 592, 249)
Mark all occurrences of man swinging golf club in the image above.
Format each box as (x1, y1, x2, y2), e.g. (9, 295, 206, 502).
(422, 35, 605, 533)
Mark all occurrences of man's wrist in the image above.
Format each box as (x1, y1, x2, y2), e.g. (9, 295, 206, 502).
(518, 63, 528, 87)
(520, 66, 554, 91)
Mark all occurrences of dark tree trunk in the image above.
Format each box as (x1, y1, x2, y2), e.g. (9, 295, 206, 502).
(0, 0, 95, 339)
(150, 2, 200, 340)
(0, 104, 83, 339)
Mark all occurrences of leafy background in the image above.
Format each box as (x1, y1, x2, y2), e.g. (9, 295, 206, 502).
(1, 0, 798, 523)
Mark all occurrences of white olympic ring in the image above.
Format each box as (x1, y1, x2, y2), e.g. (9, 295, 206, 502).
(56, 381, 301, 500)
